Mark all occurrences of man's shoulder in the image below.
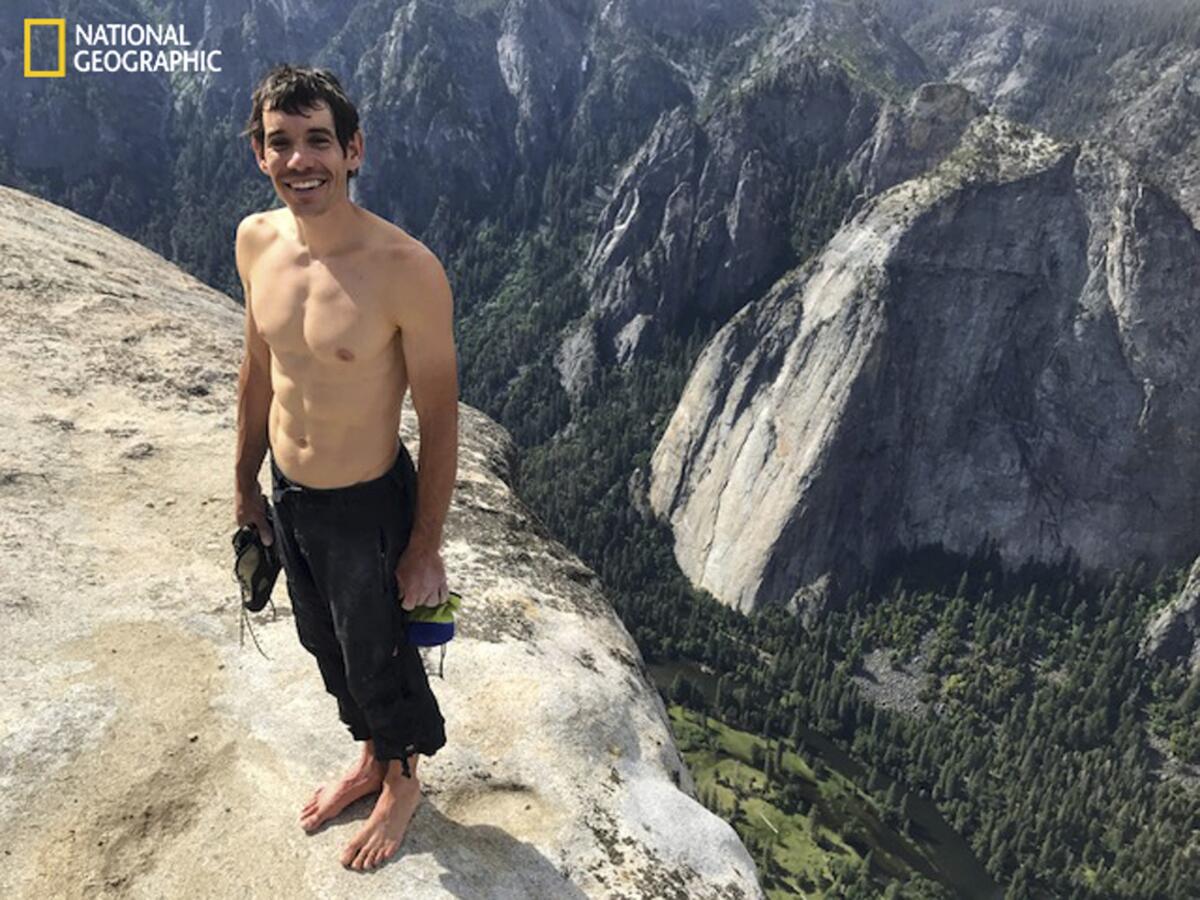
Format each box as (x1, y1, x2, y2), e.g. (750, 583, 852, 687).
(237, 208, 285, 244)
(362, 210, 438, 272)
(363, 217, 450, 326)
(235, 208, 285, 268)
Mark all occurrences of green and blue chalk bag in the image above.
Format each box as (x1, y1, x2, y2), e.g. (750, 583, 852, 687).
(403, 591, 462, 647)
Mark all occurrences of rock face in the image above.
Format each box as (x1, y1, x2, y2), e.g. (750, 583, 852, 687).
(902, 5, 1200, 226)
(649, 114, 1200, 612)
(558, 0, 928, 401)
(847, 82, 987, 200)
(0, 186, 761, 899)
(905, 6, 1081, 123)
(1143, 558, 1200, 676)
(352, 0, 524, 232)
(1095, 44, 1200, 228)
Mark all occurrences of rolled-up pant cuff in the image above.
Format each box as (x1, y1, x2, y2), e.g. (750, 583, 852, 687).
(372, 725, 447, 778)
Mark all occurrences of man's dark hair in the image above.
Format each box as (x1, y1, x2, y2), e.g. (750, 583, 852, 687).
(243, 64, 361, 180)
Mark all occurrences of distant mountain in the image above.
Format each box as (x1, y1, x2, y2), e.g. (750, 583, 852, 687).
(562, 0, 929, 399)
(888, 0, 1200, 224)
(649, 106, 1200, 611)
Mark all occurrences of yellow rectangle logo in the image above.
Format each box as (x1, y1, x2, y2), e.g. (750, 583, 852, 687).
(24, 18, 67, 78)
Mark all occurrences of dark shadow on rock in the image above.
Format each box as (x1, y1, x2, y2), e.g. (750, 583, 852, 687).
(422, 802, 587, 899)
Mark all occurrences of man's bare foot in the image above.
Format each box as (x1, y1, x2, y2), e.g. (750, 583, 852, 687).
(300, 743, 385, 833)
(341, 757, 422, 870)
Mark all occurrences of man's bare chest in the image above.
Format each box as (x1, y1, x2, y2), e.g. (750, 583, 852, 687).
(252, 259, 397, 367)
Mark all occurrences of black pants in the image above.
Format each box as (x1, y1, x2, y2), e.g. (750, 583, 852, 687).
(269, 440, 446, 778)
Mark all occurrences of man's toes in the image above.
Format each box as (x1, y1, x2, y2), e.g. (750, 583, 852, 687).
(342, 827, 373, 868)
(340, 835, 365, 868)
(352, 845, 372, 871)
(375, 842, 398, 867)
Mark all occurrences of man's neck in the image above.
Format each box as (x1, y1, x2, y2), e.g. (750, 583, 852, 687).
(291, 197, 365, 258)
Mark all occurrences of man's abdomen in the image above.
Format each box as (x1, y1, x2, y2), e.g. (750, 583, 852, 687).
(268, 363, 407, 489)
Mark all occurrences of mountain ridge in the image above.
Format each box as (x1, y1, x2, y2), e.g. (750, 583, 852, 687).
(649, 111, 1200, 612)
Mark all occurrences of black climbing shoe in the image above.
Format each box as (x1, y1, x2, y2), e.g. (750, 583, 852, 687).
(232, 506, 281, 613)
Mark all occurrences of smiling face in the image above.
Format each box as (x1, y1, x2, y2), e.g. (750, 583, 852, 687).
(254, 100, 362, 217)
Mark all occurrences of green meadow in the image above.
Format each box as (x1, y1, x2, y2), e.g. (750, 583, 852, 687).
(667, 706, 953, 899)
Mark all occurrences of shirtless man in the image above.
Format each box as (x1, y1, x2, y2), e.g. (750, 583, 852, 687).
(233, 65, 458, 871)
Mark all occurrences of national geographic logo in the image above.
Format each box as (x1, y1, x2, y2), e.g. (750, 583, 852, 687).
(23, 19, 223, 77)
(23, 19, 65, 78)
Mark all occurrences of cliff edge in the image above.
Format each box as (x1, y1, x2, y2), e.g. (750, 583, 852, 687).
(0, 186, 760, 899)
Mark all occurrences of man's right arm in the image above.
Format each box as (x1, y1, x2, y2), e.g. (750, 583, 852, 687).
(234, 215, 275, 541)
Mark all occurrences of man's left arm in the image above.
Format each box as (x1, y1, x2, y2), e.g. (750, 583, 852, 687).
(395, 247, 459, 609)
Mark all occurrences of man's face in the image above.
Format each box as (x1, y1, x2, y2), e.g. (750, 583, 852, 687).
(254, 100, 362, 217)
